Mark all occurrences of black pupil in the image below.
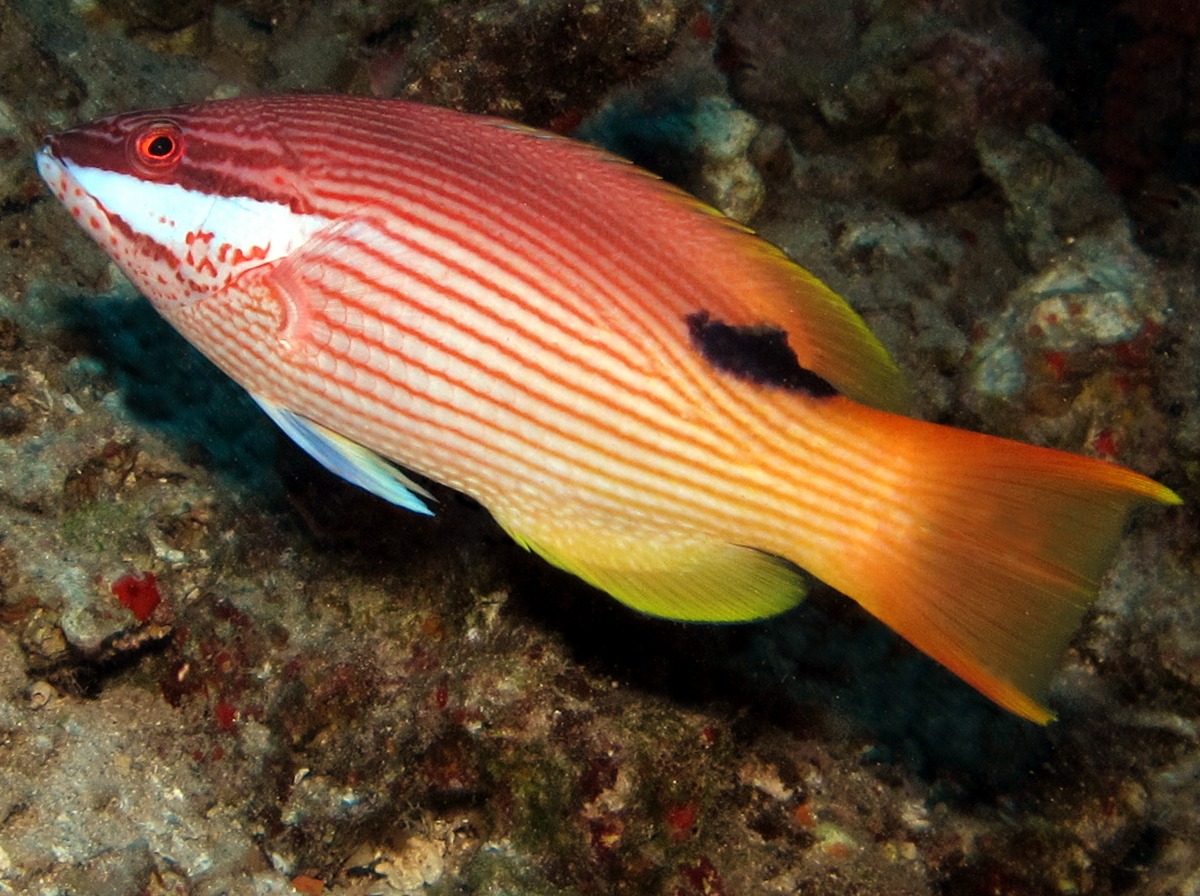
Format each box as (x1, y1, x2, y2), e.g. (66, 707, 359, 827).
(147, 134, 175, 157)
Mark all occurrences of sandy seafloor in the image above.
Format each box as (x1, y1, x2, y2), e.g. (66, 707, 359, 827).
(1, 1, 1199, 893)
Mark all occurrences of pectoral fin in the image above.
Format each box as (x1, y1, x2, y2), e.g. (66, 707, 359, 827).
(253, 396, 434, 515)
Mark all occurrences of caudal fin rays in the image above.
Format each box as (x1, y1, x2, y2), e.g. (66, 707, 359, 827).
(815, 408, 1180, 722)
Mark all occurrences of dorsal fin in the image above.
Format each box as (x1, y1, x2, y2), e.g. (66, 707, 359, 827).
(475, 116, 909, 412)
(709, 233, 911, 413)
(652, 190, 912, 413)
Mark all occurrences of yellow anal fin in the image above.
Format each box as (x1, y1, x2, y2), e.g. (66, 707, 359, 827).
(497, 520, 807, 623)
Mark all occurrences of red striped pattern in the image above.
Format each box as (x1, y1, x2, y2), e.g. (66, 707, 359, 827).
(45, 96, 934, 577)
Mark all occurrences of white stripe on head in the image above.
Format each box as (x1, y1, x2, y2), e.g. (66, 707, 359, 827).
(61, 162, 331, 267)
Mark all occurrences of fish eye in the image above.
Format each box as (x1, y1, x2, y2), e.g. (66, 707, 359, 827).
(130, 121, 184, 172)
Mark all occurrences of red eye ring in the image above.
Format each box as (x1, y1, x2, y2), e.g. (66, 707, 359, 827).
(130, 121, 184, 171)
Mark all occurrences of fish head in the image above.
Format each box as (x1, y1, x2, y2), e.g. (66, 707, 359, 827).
(36, 102, 331, 313)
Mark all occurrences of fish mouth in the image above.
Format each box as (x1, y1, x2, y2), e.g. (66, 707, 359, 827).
(34, 142, 70, 202)
(34, 140, 122, 255)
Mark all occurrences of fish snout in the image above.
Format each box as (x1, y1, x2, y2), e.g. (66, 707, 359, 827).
(35, 142, 70, 202)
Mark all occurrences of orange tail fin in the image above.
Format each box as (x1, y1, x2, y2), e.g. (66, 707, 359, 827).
(809, 403, 1180, 723)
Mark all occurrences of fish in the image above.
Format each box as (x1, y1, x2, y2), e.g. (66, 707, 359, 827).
(36, 94, 1180, 723)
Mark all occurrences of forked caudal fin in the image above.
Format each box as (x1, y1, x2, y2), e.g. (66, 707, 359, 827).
(809, 403, 1181, 723)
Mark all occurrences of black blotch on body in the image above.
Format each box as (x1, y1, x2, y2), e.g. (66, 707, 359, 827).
(685, 312, 838, 398)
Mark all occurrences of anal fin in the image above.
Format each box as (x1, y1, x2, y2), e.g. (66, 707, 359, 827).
(497, 518, 806, 622)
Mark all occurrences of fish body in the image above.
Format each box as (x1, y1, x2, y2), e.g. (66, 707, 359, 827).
(37, 95, 1179, 722)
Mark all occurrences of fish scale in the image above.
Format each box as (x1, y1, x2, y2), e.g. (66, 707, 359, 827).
(266, 216, 787, 509)
(37, 94, 1180, 722)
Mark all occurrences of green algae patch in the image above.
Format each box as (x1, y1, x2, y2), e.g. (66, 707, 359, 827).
(431, 840, 574, 896)
(486, 750, 579, 860)
(59, 498, 148, 556)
